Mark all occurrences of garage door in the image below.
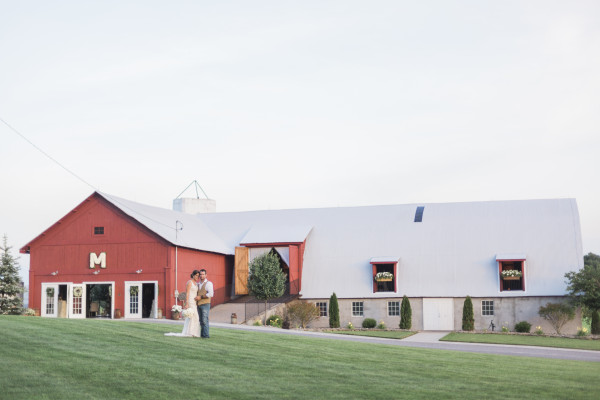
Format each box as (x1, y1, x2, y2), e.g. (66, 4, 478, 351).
(423, 298, 454, 330)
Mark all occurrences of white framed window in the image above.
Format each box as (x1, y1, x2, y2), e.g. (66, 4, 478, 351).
(388, 301, 400, 316)
(316, 302, 327, 317)
(352, 301, 363, 317)
(482, 300, 494, 316)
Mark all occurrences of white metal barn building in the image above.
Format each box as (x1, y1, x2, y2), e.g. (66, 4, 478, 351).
(198, 197, 583, 332)
(26, 192, 583, 333)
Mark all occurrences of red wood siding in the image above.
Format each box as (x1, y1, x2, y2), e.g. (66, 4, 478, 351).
(25, 193, 230, 318)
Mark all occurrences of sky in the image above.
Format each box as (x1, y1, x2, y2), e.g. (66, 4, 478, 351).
(1, 1, 599, 288)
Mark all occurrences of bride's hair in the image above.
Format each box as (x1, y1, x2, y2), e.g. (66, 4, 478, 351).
(190, 270, 200, 278)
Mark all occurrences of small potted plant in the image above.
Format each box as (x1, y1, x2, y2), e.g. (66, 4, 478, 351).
(171, 305, 182, 320)
(374, 272, 394, 282)
(500, 270, 522, 280)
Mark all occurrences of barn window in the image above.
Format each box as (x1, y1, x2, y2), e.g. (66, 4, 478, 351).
(498, 259, 525, 292)
(352, 302, 364, 317)
(371, 258, 398, 293)
(482, 300, 494, 316)
(316, 302, 328, 317)
(414, 206, 425, 222)
(388, 301, 400, 316)
(94, 227, 104, 235)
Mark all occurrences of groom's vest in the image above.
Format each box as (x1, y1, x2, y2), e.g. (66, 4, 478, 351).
(197, 281, 211, 305)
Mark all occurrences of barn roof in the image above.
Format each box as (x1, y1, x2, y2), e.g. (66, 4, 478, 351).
(21, 192, 584, 299)
(97, 192, 234, 255)
(196, 198, 583, 298)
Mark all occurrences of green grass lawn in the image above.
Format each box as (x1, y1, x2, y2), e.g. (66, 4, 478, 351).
(323, 329, 415, 339)
(1, 316, 599, 399)
(441, 332, 600, 351)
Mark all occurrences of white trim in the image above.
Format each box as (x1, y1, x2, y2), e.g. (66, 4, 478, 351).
(41, 283, 59, 318)
(68, 283, 86, 319)
(124, 280, 158, 319)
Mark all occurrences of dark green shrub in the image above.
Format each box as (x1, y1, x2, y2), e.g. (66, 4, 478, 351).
(329, 292, 340, 328)
(362, 318, 377, 328)
(591, 310, 600, 335)
(514, 321, 531, 333)
(462, 296, 474, 331)
(267, 314, 282, 328)
(400, 295, 412, 329)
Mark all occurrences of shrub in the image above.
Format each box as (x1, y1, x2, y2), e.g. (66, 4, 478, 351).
(347, 321, 354, 329)
(400, 295, 412, 329)
(286, 301, 320, 329)
(329, 292, 340, 328)
(592, 310, 600, 335)
(253, 319, 262, 326)
(535, 325, 544, 335)
(538, 302, 575, 334)
(577, 326, 589, 336)
(267, 314, 282, 328)
(23, 308, 36, 316)
(377, 320, 386, 329)
(514, 321, 531, 333)
(462, 296, 474, 331)
(362, 318, 377, 328)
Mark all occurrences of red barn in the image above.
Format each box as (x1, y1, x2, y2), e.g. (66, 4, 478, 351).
(21, 192, 235, 319)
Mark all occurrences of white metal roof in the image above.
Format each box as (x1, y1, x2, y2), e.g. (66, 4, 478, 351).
(199, 199, 583, 298)
(98, 192, 233, 255)
(97, 192, 584, 299)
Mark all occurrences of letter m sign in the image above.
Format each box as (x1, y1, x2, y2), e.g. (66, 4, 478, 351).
(89, 252, 107, 269)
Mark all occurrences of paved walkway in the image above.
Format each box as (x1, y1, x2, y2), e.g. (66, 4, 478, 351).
(125, 318, 600, 362)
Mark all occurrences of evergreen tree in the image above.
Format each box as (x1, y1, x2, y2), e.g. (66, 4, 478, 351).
(329, 292, 340, 328)
(0, 235, 24, 315)
(247, 251, 287, 325)
(400, 295, 412, 329)
(462, 296, 474, 331)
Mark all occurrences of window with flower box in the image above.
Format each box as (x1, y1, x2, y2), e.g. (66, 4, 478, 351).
(498, 259, 525, 291)
(371, 258, 398, 293)
(352, 301, 364, 317)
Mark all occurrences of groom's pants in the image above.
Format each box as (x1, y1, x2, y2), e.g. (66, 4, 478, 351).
(198, 303, 210, 338)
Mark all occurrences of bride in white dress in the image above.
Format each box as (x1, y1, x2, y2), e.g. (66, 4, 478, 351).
(165, 270, 201, 337)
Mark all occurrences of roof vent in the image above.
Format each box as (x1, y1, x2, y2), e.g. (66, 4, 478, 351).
(414, 206, 424, 222)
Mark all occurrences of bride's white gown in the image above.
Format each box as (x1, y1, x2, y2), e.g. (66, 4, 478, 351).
(165, 280, 200, 337)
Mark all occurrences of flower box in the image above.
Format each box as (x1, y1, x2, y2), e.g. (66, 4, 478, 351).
(502, 276, 520, 281)
(374, 272, 394, 282)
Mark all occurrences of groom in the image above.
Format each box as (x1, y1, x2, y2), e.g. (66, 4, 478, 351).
(195, 268, 214, 338)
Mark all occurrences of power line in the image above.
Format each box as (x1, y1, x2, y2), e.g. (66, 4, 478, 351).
(0, 116, 97, 191)
(1, 116, 177, 232)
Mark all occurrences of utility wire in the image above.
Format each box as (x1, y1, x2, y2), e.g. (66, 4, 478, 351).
(2, 116, 177, 232)
(1, 116, 97, 192)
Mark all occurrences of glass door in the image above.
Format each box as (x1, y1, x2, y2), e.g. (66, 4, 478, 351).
(41, 283, 59, 317)
(124, 282, 142, 318)
(69, 284, 86, 319)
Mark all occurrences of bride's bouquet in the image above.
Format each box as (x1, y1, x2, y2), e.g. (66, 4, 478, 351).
(182, 307, 195, 319)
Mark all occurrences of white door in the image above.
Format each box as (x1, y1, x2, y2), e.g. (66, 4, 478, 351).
(69, 284, 86, 319)
(125, 282, 142, 318)
(41, 283, 59, 317)
(423, 298, 454, 330)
